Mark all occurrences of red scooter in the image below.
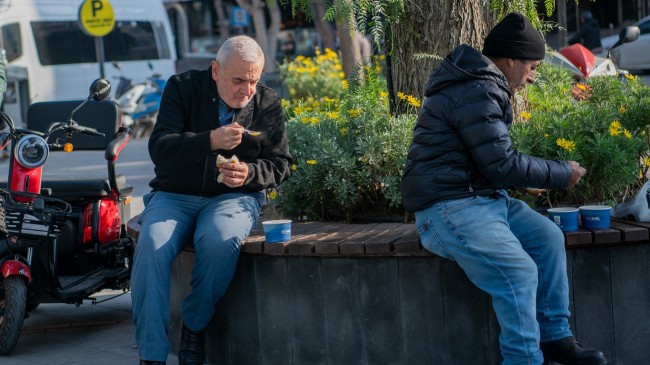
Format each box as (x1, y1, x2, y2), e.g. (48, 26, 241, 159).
(0, 79, 134, 354)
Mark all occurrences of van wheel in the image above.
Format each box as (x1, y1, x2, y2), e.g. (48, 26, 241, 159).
(0, 276, 27, 355)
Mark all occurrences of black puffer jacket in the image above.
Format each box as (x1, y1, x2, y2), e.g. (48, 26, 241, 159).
(401, 44, 572, 212)
(148, 67, 292, 196)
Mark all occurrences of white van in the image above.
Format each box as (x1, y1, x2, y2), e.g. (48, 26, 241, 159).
(0, 0, 176, 126)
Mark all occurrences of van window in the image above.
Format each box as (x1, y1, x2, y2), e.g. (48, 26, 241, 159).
(31, 21, 169, 66)
(1, 23, 22, 62)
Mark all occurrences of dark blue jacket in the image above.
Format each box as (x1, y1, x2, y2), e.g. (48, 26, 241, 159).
(401, 44, 572, 212)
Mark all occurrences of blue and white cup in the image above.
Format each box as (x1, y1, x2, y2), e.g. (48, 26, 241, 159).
(547, 207, 579, 232)
(262, 219, 292, 243)
(579, 205, 612, 229)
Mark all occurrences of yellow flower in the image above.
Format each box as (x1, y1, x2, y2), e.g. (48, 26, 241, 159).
(294, 106, 306, 115)
(556, 138, 576, 152)
(341, 80, 349, 90)
(520, 111, 532, 120)
(348, 108, 362, 117)
(623, 129, 632, 139)
(379, 91, 388, 97)
(643, 157, 650, 167)
(309, 117, 319, 125)
(576, 83, 587, 91)
(406, 95, 421, 108)
(544, 133, 549, 138)
(397, 91, 407, 100)
(619, 106, 626, 114)
(281, 99, 289, 108)
(291, 164, 297, 171)
(625, 73, 638, 80)
(300, 117, 310, 124)
(326, 111, 340, 120)
(306, 159, 317, 165)
(323, 97, 336, 103)
(268, 191, 278, 200)
(609, 120, 622, 136)
(340, 127, 348, 135)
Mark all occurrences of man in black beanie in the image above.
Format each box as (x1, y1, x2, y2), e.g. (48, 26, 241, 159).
(402, 12, 607, 365)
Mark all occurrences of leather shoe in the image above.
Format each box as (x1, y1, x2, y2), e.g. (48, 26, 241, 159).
(139, 361, 166, 365)
(178, 324, 206, 365)
(540, 336, 607, 364)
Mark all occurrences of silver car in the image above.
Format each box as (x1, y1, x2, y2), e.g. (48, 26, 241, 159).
(599, 15, 650, 73)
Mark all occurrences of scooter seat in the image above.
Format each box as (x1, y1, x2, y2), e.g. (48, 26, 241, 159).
(41, 174, 133, 198)
(0, 175, 133, 199)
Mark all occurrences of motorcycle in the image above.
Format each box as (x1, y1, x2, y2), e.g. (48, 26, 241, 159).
(0, 78, 134, 354)
(114, 61, 166, 139)
(546, 25, 641, 80)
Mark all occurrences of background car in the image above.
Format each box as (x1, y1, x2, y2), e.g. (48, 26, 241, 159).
(599, 15, 650, 73)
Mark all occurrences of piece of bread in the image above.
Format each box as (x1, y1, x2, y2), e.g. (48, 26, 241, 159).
(216, 154, 239, 183)
(525, 187, 546, 196)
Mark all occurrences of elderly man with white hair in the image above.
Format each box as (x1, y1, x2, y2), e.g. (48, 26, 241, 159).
(131, 35, 292, 365)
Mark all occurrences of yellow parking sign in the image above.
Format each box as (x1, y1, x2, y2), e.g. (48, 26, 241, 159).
(78, 0, 115, 37)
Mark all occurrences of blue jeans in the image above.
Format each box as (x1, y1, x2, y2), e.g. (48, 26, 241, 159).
(131, 190, 263, 361)
(415, 191, 572, 365)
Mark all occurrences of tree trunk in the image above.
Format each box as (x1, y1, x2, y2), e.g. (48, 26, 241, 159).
(235, 0, 281, 73)
(310, 0, 336, 51)
(389, 0, 494, 114)
(213, 0, 230, 40)
(336, 18, 362, 80)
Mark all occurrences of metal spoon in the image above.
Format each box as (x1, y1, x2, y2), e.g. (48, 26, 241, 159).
(245, 129, 262, 136)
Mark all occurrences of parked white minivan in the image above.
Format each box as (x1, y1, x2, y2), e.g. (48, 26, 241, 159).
(0, 0, 177, 126)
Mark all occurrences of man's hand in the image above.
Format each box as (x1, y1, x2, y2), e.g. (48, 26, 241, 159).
(219, 161, 249, 188)
(210, 122, 245, 150)
(567, 161, 586, 188)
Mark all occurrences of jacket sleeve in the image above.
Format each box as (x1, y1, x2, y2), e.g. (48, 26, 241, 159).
(243, 97, 292, 190)
(148, 75, 213, 171)
(453, 86, 572, 189)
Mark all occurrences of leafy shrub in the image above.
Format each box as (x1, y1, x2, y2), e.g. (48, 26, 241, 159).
(275, 64, 417, 222)
(511, 63, 650, 207)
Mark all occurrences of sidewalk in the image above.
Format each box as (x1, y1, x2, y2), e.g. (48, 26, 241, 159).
(2, 290, 178, 365)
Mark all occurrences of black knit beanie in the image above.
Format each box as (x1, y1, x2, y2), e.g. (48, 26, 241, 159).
(482, 12, 546, 60)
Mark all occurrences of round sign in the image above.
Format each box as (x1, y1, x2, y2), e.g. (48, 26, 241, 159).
(78, 0, 115, 37)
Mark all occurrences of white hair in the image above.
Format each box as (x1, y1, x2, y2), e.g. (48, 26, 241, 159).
(215, 35, 265, 67)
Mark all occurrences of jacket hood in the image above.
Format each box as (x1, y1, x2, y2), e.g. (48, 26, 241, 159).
(424, 44, 510, 97)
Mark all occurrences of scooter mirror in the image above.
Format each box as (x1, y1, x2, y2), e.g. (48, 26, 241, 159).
(89, 78, 112, 101)
(611, 26, 641, 51)
(620, 26, 640, 44)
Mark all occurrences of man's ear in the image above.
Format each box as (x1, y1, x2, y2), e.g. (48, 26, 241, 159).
(211, 61, 220, 82)
(506, 58, 516, 68)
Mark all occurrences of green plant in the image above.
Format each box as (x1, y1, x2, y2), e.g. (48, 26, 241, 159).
(511, 63, 650, 207)
(276, 63, 417, 222)
(278, 48, 345, 101)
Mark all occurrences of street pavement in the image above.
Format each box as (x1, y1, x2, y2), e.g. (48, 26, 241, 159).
(0, 138, 172, 364)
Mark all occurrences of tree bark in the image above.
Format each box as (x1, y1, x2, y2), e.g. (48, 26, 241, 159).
(310, 0, 337, 51)
(337, 19, 362, 80)
(213, 0, 230, 40)
(389, 0, 494, 114)
(235, 0, 281, 73)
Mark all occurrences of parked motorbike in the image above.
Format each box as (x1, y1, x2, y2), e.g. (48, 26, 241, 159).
(0, 78, 134, 355)
(115, 61, 166, 139)
(546, 25, 641, 80)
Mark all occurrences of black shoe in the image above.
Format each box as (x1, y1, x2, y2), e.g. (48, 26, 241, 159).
(540, 336, 607, 365)
(178, 324, 206, 365)
(139, 361, 166, 365)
